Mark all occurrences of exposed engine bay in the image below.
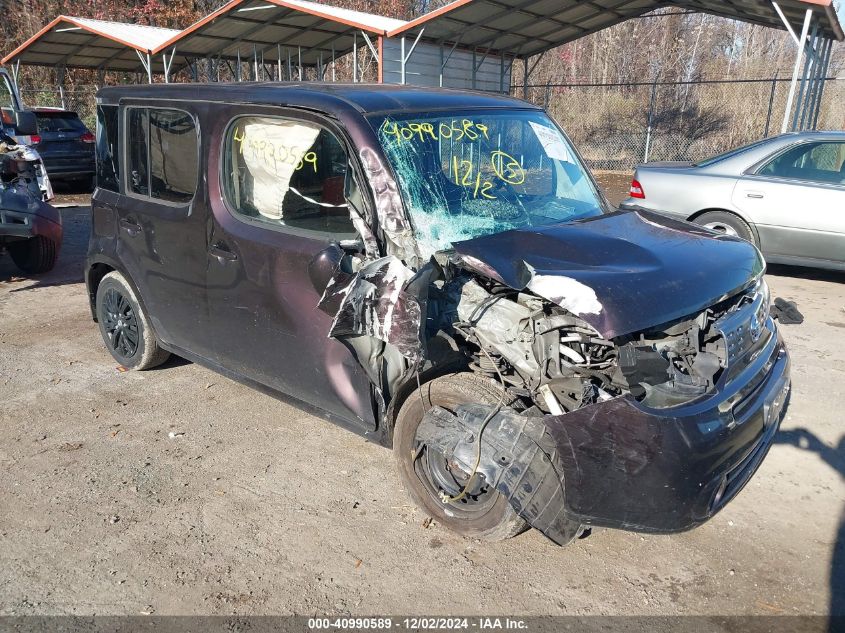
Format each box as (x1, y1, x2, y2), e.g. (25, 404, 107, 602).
(425, 257, 770, 415)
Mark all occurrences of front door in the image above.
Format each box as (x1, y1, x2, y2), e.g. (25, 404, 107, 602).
(205, 108, 377, 430)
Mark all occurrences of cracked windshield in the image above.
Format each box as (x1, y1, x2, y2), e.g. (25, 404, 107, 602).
(374, 110, 604, 259)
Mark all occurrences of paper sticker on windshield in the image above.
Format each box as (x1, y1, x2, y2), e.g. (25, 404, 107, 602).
(529, 122, 572, 162)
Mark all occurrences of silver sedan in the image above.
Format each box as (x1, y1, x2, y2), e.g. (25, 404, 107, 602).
(620, 131, 845, 271)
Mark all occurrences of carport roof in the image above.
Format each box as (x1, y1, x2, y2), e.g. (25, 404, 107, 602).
(152, 0, 409, 65)
(388, 0, 844, 59)
(1, 16, 180, 71)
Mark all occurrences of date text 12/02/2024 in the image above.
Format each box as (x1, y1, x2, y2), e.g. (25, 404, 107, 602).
(307, 617, 529, 630)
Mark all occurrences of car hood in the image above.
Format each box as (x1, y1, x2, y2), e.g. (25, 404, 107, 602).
(452, 209, 764, 339)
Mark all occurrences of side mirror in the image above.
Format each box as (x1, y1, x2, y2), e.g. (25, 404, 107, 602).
(308, 242, 346, 296)
(13, 110, 38, 137)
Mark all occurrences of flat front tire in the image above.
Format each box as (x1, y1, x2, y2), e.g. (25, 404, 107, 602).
(95, 271, 170, 370)
(394, 373, 528, 542)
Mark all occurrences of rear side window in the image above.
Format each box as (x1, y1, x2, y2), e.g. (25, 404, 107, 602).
(222, 116, 353, 235)
(126, 107, 198, 204)
(36, 113, 87, 132)
(96, 105, 120, 192)
(758, 142, 845, 185)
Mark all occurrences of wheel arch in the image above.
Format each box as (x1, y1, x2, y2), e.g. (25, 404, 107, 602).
(384, 355, 470, 446)
(687, 208, 761, 246)
(86, 259, 159, 339)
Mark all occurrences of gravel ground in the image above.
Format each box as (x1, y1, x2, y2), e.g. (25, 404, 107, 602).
(0, 202, 843, 618)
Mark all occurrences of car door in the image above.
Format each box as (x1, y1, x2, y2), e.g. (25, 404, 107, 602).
(205, 106, 377, 430)
(115, 102, 213, 358)
(732, 140, 845, 264)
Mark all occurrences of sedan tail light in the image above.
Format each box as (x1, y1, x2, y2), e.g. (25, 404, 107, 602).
(629, 179, 646, 199)
(80, 131, 95, 143)
(30, 134, 41, 145)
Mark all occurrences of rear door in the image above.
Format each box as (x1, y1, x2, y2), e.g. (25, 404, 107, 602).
(732, 140, 845, 264)
(204, 106, 377, 430)
(114, 102, 213, 358)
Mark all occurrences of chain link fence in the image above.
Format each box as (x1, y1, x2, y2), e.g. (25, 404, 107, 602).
(516, 77, 845, 171)
(18, 86, 99, 131)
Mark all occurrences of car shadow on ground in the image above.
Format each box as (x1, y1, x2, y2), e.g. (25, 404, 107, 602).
(51, 180, 94, 196)
(775, 429, 845, 628)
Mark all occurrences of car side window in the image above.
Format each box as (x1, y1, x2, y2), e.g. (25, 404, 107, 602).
(222, 116, 354, 236)
(96, 105, 120, 192)
(125, 106, 198, 204)
(758, 142, 845, 185)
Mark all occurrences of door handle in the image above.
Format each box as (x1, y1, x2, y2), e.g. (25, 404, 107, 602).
(119, 218, 142, 236)
(209, 242, 238, 262)
(745, 192, 765, 199)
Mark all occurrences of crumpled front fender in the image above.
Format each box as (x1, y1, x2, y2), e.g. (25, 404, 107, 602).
(417, 336, 789, 544)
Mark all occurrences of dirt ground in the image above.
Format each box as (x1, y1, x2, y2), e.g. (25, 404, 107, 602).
(0, 194, 844, 617)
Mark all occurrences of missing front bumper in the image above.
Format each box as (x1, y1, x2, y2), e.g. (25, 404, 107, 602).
(417, 336, 790, 545)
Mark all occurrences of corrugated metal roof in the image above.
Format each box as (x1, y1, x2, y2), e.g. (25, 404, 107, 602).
(389, 0, 844, 58)
(3, 0, 840, 74)
(1, 15, 180, 71)
(279, 0, 407, 32)
(153, 0, 408, 67)
(63, 17, 181, 50)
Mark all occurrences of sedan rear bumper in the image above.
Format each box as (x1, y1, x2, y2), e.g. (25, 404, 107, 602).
(418, 325, 790, 544)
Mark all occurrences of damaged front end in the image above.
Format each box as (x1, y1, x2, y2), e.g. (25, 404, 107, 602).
(318, 107, 789, 545)
(415, 263, 789, 543)
(0, 134, 60, 244)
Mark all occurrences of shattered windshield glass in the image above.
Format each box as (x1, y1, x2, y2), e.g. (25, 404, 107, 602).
(372, 109, 604, 259)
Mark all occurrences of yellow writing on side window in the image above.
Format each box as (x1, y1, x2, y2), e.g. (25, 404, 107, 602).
(232, 126, 318, 173)
(382, 119, 490, 145)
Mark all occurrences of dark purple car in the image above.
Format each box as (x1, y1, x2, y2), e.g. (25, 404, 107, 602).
(85, 83, 790, 546)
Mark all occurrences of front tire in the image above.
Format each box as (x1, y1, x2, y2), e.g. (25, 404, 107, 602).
(394, 373, 528, 542)
(95, 271, 170, 370)
(8, 236, 59, 274)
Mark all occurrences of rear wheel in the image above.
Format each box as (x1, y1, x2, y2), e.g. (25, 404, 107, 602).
(694, 211, 756, 245)
(95, 271, 170, 370)
(8, 236, 59, 274)
(394, 373, 528, 541)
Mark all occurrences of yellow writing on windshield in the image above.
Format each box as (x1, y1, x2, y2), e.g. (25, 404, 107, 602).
(449, 152, 527, 200)
(490, 151, 525, 185)
(382, 119, 490, 144)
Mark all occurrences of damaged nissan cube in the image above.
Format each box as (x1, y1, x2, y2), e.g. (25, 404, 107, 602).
(86, 84, 790, 545)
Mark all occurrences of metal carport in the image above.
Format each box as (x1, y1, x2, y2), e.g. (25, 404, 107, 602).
(384, 0, 843, 131)
(1, 16, 181, 85)
(152, 0, 408, 83)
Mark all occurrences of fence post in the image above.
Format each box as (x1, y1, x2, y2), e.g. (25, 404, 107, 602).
(764, 72, 778, 137)
(522, 57, 529, 101)
(643, 79, 658, 163)
(57, 66, 66, 110)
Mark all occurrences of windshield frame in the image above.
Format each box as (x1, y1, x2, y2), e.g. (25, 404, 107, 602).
(366, 107, 611, 257)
